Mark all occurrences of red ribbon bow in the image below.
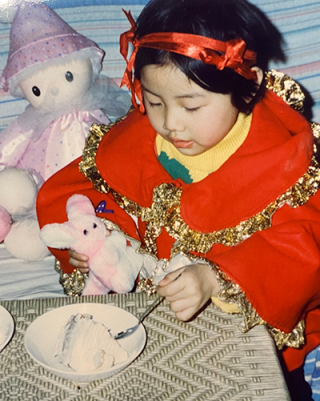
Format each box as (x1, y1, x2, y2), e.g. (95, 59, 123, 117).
(120, 10, 257, 112)
(120, 10, 143, 111)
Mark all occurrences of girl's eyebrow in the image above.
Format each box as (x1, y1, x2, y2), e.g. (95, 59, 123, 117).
(142, 86, 160, 97)
(142, 85, 205, 99)
(175, 93, 205, 99)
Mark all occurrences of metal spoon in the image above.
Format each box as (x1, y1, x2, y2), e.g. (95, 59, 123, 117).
(113, 295, 164, 340)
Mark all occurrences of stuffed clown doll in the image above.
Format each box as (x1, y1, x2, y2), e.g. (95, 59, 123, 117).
(0, 1, 131, 261)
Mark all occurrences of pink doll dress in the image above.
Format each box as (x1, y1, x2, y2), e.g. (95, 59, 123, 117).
(0, 2, 130, 181)
(0, 109, 109, 180)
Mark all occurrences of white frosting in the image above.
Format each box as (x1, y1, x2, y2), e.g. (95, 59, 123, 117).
(54, 313, 128, 373)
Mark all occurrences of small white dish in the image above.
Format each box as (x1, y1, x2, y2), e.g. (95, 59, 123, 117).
(0, 305, 14, 352)
(24, 303, 146, 383)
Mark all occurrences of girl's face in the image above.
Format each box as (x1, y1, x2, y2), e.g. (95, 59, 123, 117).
(140, 64, 239, 156)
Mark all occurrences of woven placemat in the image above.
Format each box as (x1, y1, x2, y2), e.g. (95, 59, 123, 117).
(0, 293, 290, 400)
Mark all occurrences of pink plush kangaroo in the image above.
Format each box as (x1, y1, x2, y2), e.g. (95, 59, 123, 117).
(40, 194, 143, 295)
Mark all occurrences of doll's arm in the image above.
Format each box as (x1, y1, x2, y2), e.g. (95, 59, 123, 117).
(87, 109, 110, 126)
(0, 120, 32, 168)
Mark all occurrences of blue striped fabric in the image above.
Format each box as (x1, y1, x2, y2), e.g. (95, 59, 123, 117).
(255, 0, 320, 122)
(305, 345, 320, 400)
(43, 0, 149, 6)
(0, 0, 319, 128)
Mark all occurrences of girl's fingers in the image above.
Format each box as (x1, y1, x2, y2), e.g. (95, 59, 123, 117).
(69, 249, 88, 261)
(158, 267, 184, 286)
(68, 249, 89, 271)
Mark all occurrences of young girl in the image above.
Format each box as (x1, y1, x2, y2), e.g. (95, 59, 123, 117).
(37, 0, 320, 398)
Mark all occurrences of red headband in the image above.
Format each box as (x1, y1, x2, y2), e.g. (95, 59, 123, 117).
(120, 10, 257, 112)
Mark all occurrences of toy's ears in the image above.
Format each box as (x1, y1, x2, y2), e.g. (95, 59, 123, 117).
(66, 194, 96, 220)
(40, 223, 77, 249)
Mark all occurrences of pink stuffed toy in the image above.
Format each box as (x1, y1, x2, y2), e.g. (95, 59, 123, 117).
(40, 194, 143, 295)
(0, 2, 130, 261)
(0, 206, 11, 242)
(0, 167, 50, 261)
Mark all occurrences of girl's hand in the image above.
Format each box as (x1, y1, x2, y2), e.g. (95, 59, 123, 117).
(68, 229, 112, 274)
(156, 263, 220, 321)
(69, 249, 89, 274)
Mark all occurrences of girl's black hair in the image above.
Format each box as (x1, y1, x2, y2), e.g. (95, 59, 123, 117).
(134, 0, 286, 114)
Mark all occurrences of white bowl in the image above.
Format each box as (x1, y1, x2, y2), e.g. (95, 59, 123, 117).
(0, 305, 14, 352)
(24, 303, 146, 383)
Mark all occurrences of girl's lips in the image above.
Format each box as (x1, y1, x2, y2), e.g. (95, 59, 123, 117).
(170, 139, 194, 149)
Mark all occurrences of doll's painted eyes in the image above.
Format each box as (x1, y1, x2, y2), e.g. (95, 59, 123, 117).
(83, 229, 88, 235)
(93, 223, 97, 229)
(32, 86, 41, 97)
(65, 71, 74, 82)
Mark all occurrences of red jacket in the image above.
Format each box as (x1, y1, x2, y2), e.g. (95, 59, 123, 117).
(37, 89, 320, 371)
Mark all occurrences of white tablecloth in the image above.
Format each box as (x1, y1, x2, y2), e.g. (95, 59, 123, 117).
(0, 244, 64, 300)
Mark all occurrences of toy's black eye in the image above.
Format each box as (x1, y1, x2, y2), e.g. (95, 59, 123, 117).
(93, 223, 97, 229)
(65, 71, 74, 82)
(83, 229, 88, 235)
(32, 86, 41, 97)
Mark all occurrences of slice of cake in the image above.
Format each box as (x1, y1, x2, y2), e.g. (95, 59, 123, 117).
(54, 313, 128, 373)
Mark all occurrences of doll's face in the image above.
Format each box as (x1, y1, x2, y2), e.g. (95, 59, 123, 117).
(19, 58, 93, 109)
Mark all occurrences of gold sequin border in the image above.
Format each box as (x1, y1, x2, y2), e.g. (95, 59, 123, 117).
(266, 69, 305, 112)
(201, 257, 305, 349)
(79, 109, 320, 256)
(75, 71, 311, 347)
(54, 258, 87, 297)
(54, 248, 305, 349)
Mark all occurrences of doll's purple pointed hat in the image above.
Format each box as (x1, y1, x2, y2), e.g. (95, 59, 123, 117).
(1, 2, 104, 92)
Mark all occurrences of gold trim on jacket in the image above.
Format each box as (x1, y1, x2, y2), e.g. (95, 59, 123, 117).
(57, 70, 319, 350)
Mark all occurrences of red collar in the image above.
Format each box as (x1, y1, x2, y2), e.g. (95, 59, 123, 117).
(96, 90, 313, 232)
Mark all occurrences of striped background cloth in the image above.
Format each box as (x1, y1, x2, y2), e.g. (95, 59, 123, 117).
(305, 344, 320, 400)
(0, 1, 319, 397)
(0, 0, 319, 130)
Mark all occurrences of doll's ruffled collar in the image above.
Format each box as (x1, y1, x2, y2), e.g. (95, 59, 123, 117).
(16, 76, 131, 141)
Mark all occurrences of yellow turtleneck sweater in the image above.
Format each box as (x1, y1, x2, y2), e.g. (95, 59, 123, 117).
(156, 112, 252, 314)
(156, 112, 252, 183)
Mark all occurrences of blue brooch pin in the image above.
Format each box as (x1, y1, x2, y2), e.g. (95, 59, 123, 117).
(95, 200, 114, 214)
